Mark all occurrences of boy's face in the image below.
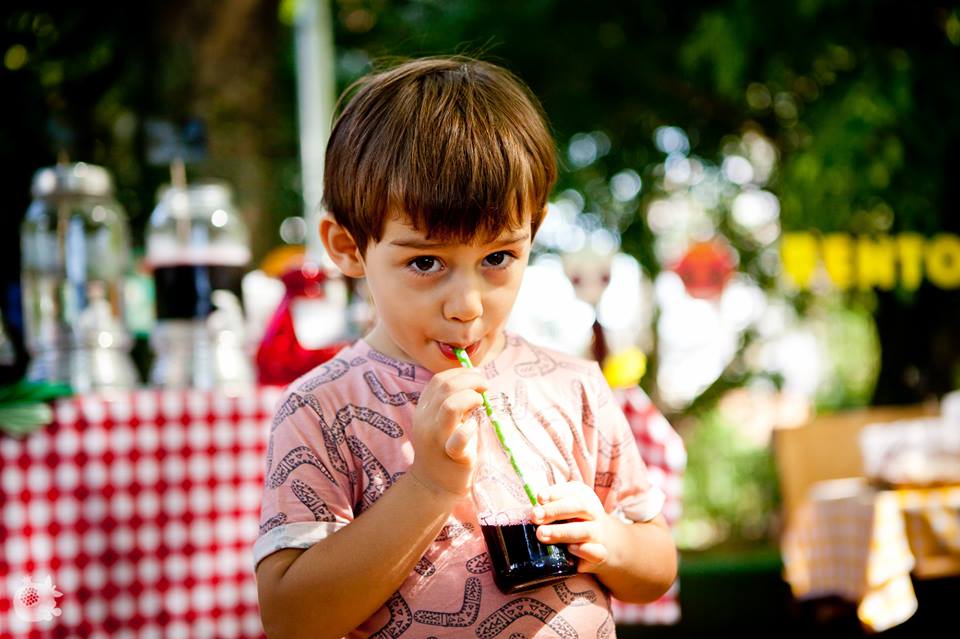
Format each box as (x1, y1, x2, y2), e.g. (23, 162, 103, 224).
(358, 212, 534, 373)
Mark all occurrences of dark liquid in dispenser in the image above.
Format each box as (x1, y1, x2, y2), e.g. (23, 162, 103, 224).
(480, 522, 579, 594)
(153, 264, 245, 319)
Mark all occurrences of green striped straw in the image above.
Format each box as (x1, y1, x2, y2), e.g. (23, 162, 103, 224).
(454, 348, 538, 507)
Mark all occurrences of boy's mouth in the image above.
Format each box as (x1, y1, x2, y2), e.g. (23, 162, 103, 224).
(436, 340, 480, 361)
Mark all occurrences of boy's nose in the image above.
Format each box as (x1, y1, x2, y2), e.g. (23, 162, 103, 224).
(443, 281, 483, 323)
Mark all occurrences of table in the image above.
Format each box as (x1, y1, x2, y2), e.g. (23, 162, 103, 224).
(1, 387, 284, 638)
(781, 479, 960, 632)
(1, 385, 684, 637)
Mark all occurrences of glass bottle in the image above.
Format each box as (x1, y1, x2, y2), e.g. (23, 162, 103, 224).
(471, 393, 579, 594)
(20, 162, 138, 392)
(145, 180, 254, 390)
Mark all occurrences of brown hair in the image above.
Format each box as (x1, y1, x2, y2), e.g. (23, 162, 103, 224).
(323, 56, 557, 254)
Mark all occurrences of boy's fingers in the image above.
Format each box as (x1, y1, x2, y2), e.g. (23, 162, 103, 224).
(532, 498, 595, 524)
(437, 390, 485, 429)
(569, 542, 608, 566)
(431, 368, 488, 393)
(421, 376, 485, 414)
(538, 481, 592, 504)
(536, 520, 593, 544)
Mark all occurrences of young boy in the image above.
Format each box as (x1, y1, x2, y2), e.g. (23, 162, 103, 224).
(254, 56, 677, 638)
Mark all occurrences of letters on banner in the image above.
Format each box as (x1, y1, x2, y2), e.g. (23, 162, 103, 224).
(780, 232, 960, 291)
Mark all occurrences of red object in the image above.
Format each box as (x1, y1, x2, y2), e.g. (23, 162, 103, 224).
(609, 385, 687, 624)
(0, 387, 285, 638)
(672, 240, 736, 299)
(256, 264, 348, 386)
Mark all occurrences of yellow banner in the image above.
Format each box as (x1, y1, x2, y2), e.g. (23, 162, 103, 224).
(781, 232, 960, 290)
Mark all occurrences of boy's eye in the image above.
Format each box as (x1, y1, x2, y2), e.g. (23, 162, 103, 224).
(408, 256, 441, 274)
(483, 251, 514, 268)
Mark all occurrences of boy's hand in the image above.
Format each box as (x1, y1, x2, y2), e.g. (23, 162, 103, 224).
(532, 481, 616, 572)
(408, 368, 488, 498)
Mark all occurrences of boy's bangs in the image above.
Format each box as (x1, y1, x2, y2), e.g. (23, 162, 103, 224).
(388, 144, 540, 245)
(383, 67, 552, 244)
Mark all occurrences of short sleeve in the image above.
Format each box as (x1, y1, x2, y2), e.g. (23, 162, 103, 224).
(252, 390, 355, 569)
(588, 368, 665, 523)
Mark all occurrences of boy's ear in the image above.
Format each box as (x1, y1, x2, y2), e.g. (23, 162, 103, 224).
(319, 215, 365, 278)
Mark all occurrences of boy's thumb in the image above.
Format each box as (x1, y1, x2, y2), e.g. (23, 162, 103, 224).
(444, 419, 478, 461)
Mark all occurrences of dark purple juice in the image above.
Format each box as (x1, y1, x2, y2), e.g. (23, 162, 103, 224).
(480, 522, 579, 594)
(153, 264, 245, 319)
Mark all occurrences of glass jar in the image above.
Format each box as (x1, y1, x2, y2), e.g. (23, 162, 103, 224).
(20, 162, 138, 391)
(471, 393, 579, 593)
(145, 181, 254, 390)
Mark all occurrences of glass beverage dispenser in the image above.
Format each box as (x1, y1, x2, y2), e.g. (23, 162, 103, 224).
(145, 180, 254, 389)
(20, 162, 138, 392)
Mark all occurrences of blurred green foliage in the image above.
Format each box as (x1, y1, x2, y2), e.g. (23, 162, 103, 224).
(676, 409, 780, 550)
(811, 297, 883, 410)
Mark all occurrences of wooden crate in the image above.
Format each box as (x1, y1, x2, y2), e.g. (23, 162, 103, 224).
(772, 403, 939, 523)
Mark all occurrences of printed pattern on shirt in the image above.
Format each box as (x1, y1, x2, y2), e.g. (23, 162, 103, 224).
(466, 552, 492, 574)
(584, 371, 612, 408)
(514, 344, 558, 378)
(315, 411, 352, 483)
(531, 407, 580, 480)
(594, 472, 616, 489)
(368, 349, 419, 380)
(364, 371, 420, 406)
(291, 478, 336, 522)
(335, 403, 404, 439)
(511, 381, 529, 420)
(585, 392, 623, 462)
(259, 512, 287, 535)
(573, 382, 595, 432)
(269, 392, 347, 485)
(515, 342, 596, 380)
(297, 358, 351, 392)
(414, 557, 436, 577)
(370, 592, 412, 639)
(597, 613, 614, 639)
(435, 522, 474, 542)
(272, 392, 310, 431)
(553, 581, 598, 607)
(412, 577, 482, 627)
(267, 445, 335, 489)
(347, 436, 394, 512)
(264, 434, 275, 477)
(476, 598, 578, 639)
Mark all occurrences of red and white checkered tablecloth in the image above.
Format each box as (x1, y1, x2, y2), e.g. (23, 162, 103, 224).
(1, 384, 683, 636)
(610, 386, 687, 626)
(0, 386, 285, 638)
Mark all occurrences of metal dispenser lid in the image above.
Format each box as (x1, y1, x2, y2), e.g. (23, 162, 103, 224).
(30, 162, 115, 198)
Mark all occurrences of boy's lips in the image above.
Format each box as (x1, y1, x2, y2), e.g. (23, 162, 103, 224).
(436, 340, 480, 361)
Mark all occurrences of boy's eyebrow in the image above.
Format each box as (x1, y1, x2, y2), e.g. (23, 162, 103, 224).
(390, 232, 530, 249)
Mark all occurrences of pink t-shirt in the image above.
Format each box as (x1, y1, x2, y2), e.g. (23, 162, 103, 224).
(254, 333, 663, 638)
